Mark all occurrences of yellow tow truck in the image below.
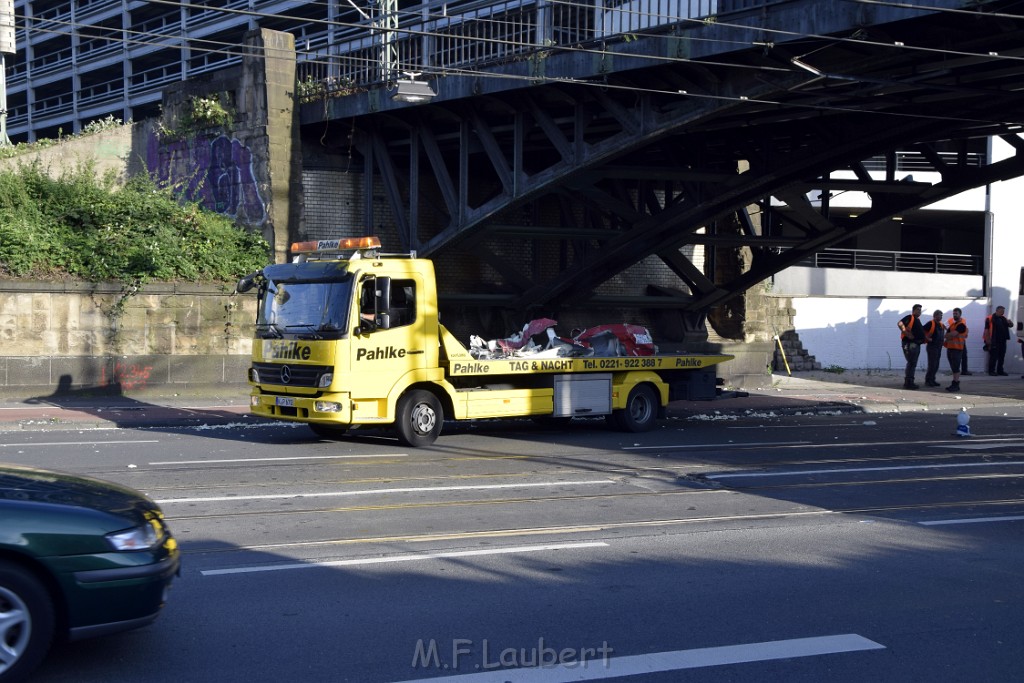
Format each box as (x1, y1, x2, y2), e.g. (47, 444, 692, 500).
(238, 236, 732, 446)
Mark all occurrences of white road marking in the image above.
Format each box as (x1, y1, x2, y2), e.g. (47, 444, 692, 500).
(0, 405, 243, 411)
(920, 515, 1024, 526)
(709, 460, 1024, 480)
(200, 541, 610, 576)
(811, 439, 1024, 449)
(627, 437, 1024, 451)
(0, 439, 160, 447)
(150, 454, 408, 465)
(624, 441, 810, 450)
(156, 479, 616, 504)
(940, 443, 1024, 451)
(389, 634, 885, 682)
(726, 424, 866, 429)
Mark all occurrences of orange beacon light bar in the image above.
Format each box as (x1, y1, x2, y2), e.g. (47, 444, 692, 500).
(290, 236, 381, 254)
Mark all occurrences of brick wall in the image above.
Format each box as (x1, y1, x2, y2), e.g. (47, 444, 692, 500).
(301, 167, 372, 240)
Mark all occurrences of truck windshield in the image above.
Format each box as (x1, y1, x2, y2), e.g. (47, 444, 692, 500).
(257, 277, 353, 340)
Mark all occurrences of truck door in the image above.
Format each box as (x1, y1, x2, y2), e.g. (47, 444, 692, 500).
(350, 276, 424, 414)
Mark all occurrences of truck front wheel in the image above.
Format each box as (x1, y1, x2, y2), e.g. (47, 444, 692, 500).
(395, 390, 443, 447)
(611, 384, 659, 432)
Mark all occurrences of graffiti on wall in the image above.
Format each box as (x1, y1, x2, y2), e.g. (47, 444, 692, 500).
(147, 132, 267, 226)
(101, 361, 154, 391)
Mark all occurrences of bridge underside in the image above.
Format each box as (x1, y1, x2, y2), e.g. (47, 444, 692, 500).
(299, 0, 1024, 336)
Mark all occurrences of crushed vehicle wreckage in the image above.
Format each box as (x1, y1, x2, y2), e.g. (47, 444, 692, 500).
(470, 319, 658, 360)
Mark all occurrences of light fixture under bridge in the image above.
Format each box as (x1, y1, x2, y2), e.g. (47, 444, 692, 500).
(392, 74, 436, 104)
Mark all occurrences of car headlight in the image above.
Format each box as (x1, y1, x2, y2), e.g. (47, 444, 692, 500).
(106, 519, 164, 551)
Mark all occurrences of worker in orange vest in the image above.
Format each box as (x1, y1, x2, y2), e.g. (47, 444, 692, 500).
(944, 307, 968, 392)
(897, 304, 925, 390)
(923, 310, 945, 387)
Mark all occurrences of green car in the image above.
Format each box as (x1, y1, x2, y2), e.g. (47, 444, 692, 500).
(0, 463, 180, 681)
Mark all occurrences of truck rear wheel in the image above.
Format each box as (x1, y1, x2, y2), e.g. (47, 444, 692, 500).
(612, 384, 659, 432)
(395, 390, 443, 447)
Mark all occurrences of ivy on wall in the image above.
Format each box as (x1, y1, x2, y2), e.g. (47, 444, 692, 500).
(160, 94, 236, 140)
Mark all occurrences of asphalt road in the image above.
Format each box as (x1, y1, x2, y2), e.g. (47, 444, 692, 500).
(5, 408, 1023, 683)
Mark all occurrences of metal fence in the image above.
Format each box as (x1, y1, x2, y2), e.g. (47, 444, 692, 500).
(297, 0, 743, 94)
(798, 248, 981, 275)
(7, 0, 777, 133)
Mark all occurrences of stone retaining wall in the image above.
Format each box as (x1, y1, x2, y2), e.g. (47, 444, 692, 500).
(0, 281, 256, 398)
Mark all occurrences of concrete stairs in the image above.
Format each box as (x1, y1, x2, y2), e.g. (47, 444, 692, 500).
(773, 330, 821, 372)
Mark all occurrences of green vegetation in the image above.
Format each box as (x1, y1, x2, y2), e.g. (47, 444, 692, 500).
(156, 95, 236, 141)
(183, 94, 234, 129)
(0, 115, 126, 161)
(295, 75, 357, 103)
(0, 162, 269, 289)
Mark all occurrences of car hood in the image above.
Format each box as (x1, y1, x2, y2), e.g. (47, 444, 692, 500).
(0, 463, 157, 518)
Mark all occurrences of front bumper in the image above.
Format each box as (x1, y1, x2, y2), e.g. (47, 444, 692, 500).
(250, 390, 354, 425)
(51, 541, 181, 640)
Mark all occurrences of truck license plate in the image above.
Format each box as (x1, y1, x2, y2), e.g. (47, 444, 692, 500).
(276, 397, 295, 407)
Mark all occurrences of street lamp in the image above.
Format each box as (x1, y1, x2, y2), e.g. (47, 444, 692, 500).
(392, 73, 436, 104)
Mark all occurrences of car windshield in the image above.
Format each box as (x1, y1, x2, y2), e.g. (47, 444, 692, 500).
(257, 275, 353, 340)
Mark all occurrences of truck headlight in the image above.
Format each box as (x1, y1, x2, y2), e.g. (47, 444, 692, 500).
(318, 372, 333, 388)
(250, 368, 260, 383)
(315, 401, 342, 413)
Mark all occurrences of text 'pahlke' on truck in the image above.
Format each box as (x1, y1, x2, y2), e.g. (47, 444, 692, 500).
(237, 236, 733, 447)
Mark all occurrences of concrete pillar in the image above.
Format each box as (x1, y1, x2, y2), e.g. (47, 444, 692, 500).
(243, 29, 301, 263)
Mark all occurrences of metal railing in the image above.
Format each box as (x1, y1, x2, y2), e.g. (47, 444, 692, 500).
(6, 0, 776, 138)
(79, 78, 125, 108)
(28, 45, 73, 77)
(798, 248, 981, 275)
(31, 89, 75, 118)
(861, 150, 984, 173)
(296, 0, 730, 93)
(77, 35, 123, 64)
(129, 62, 184, 94)
(130, 10, 182, 37)
(185, 0, 252, 32)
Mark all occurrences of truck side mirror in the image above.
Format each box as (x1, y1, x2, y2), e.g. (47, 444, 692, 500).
(235, 271, 261, 294)
(357, 315, 377, 335)
(375, 277, 391, 315)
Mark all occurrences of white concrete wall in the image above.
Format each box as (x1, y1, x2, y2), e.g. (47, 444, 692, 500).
(787, 296, 988, 372)
(774, 268, 982, 299)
